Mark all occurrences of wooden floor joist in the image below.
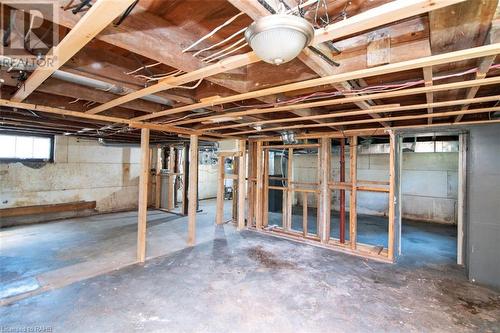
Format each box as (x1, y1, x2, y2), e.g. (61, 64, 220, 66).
(10, 0, 136, 102)
(134, 43, 500, 122)
(86, 0, 465, 117)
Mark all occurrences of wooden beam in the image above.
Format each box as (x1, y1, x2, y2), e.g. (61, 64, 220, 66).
(135, 43, 500, 122)
(86, 0, 464, 115)
(228, 105, 500, 135)
(422, 66, 434, 124)
(203, 94, 500, 132)
(312, 0, 466, 45)
(11, 0, 135, 102)
(228, 0, 387, 129)
(187, 134, 198, 246)
(175, 76, 500, 126)
(367, 33, 391, 67)
(454, 55, 497, 122)
(137, 128, 150, 263)
(237, 139, 247, 230)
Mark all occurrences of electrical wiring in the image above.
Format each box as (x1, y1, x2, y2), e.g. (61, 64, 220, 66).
(210, 63, 500, 113)
(173, 78, 204, 90)
(134, 69, 185, 82)
(126, 62, 162, 75)
(188, 0, 319, 63)
(183, 12, 246, 53)
(201, 38, 246, 62)
(159, 111, 212, 125)
(203, 42, 249, 63)
(193, 28, 246, 57)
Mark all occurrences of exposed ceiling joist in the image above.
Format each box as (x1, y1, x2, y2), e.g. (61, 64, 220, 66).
(228, 105, 500, 135)
(86, 0, 464, 115)
(203, 95, 500, 131)
(10, 0, 136, 102)
(174, 76, 500, 126)
(422, 66, 434, 124)
(132, 43, 500, 122)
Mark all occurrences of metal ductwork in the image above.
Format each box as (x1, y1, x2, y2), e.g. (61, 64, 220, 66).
(0, 55, 173, 106)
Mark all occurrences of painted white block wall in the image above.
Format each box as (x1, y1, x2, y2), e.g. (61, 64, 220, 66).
(0, 136, 142, 213)
(292, 151, 458, 224)
(0, 136, 220, 217)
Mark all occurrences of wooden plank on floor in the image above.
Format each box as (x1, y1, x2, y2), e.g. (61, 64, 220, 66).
(0, 201, 96, 218)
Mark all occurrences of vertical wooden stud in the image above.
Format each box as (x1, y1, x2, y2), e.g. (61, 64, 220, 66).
(167, 146, 175, 210)
(237, 140, 246, 230)
(247, 141, 256, 227)
(137, 128, 150, 262)
(255, 141, 263, 229)
(263, 148, 269, 227)
(388, 131, 396, 260)
(286, 148, 293, 231)
(349, 136, 358, 250)
(154, 145, 162, 209)
(302, 192, 308, 237)
(187, 135, 198, 246)
(216, 154, 225, 225)
(181, 145, 188, 215)
(319, 137, 331, 243)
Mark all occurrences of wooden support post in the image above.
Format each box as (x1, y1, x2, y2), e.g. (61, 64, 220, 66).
(137, 128, 150, 262)
(187, 135, 198, 246)
(154, 145, 162, 209)
(319, 137, 331, 243)
(247, 142, 256, 227)
(167, 146, 175, 210)
(255, 141, 264, 229)
(237, 140, 247, 230)
(388, 131, 396, 260)
(216, 154, 225, 225)
(349, 136, 358, 250)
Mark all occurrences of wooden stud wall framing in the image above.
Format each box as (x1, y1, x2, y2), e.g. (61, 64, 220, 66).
(215, 150, 245, 226)
(248, 132, 398, 262)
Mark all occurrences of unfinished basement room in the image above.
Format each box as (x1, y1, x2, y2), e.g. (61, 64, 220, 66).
(1, 0, 500, 332)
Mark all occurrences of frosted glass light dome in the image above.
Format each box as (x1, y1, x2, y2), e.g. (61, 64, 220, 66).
(245, 14, 314, 65)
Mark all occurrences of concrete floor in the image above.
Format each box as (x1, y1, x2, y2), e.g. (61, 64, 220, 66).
(1, 199, 499, 332)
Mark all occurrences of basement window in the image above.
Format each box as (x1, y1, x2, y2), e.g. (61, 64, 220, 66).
(0, 133, 54, 162)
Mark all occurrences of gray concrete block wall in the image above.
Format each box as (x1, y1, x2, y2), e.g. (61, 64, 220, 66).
(293, 150, 458, 224)
(466, 124, 500, 289)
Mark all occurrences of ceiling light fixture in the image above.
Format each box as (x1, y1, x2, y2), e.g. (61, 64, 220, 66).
(245, 14, 314, 65)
